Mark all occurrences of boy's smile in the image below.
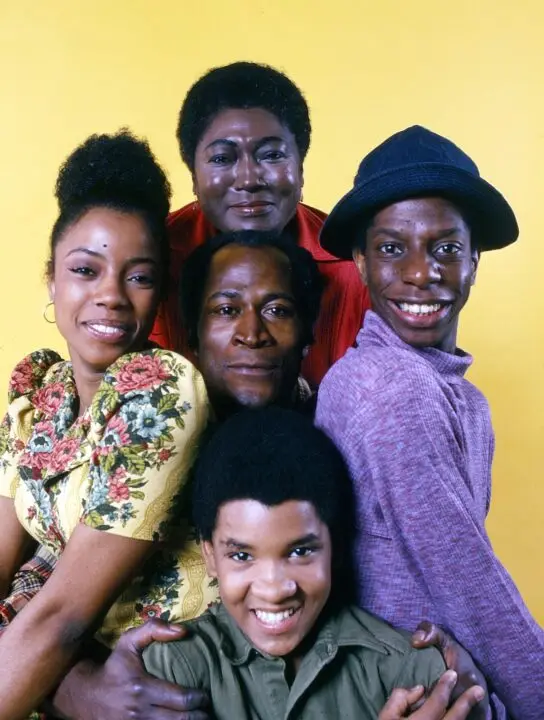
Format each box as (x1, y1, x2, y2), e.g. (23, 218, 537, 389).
(202, 499, 332, 660)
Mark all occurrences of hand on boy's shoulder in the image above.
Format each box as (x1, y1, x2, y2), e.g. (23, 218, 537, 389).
(142, 605, 223, 689)
(411, 621, 488, 720)
(379, 670, 486, 720)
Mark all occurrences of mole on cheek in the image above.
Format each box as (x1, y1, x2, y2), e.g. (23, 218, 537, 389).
(103, 244, 108, 248)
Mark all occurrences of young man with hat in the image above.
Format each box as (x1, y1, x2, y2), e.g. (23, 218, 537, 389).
(316, 126, 544, 719)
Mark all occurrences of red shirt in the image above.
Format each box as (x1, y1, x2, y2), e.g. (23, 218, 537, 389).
(150, 202, 371, 387)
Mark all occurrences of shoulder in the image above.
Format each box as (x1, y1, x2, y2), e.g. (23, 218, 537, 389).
(7, 349, 65, 404)
(90, 349, 208, 428)
(143, 606, 227, 688)
(322, 344, 443, 405)
(338, 606, 445, 686)
(167, 202, 199, 229)
(298, 202, 328, 225)
(317, 346, 444, 439)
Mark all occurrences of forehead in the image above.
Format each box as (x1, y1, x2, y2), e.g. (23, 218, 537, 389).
(205, 244, 293, 294)
(55, 207, 155, 257)
(198, 107, 294, 147)
(371, 197, 469, 232)
(215, 499, 325, 541)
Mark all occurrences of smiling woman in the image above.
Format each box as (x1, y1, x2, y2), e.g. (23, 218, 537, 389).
(0, 130, 215, 719)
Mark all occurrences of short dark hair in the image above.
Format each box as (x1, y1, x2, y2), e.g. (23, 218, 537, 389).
(48, 129, 171, 287)
(180, 230, 323, 350)
(192, 407, 356, 595)
(177, 62, 311, 172)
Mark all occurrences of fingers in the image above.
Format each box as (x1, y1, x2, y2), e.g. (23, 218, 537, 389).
(418, 670, 459, 714)
(378, 686, 425, 719)
(444, 686, 486, 720)
(116, 620, 190, 654)
(133, 676, 210, 712)
(124, 707, 210, 720)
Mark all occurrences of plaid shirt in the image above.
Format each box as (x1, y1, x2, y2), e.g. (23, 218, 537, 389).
(0, 545, 56, 629)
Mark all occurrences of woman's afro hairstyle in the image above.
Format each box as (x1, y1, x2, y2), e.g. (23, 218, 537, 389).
(48, 129, 171, 280)
(177, 61, 311, 172)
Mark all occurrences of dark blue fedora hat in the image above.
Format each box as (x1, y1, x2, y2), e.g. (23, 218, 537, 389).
(320, 125, 518, 259)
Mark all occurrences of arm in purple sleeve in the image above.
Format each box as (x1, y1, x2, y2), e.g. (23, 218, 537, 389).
(317, 369, 544, 720)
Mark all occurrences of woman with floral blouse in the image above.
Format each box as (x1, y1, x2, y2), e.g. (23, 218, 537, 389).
(0, 130, 216, 719)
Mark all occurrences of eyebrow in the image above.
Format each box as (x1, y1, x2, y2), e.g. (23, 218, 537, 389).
(371, 227, 462, 241)
(207, 290, 296, 303)
(65, 248, 157, 265)
(221, 539, 254, 550)
(220, 533, 321, 550)
(286, 533, 321, 547)
(204, 135, 287, 152)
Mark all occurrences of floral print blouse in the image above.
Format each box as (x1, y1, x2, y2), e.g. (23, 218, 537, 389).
(0, 348, 219, 647)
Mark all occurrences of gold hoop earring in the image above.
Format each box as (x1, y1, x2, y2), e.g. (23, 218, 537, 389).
(43, 302, 56, 325)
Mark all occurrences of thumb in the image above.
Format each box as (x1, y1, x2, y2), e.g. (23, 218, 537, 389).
(117, 619, 190, 655)
(379, 686, 425, 719)
(412, 621, 447, 650)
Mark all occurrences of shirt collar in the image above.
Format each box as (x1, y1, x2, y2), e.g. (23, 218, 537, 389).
(215, 603, 392, 667)
(357, 310, 473, 381)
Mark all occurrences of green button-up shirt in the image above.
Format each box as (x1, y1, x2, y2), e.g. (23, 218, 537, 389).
(143, 603, 446, 719)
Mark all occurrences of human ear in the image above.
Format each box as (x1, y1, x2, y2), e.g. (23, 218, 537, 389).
(352, 247, 368, 285)
(202, 540, 218, 579)
(470, 249, 480, 286)
(48, 278, 55, 302)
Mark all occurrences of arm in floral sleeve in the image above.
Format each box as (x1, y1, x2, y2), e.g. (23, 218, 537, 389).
(0, 350, 209, 720)
(0, 350, 62, 599)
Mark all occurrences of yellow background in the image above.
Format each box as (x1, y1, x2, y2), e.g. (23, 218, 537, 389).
(0, 1, 542, 621)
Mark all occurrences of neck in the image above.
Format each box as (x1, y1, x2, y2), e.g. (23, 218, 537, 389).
(70, 359, 106, 416)
(434, 318, 459, 354)
(211, 384, 300, 423)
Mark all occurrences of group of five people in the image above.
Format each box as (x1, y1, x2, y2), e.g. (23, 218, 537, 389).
(0, 61, 541, 720)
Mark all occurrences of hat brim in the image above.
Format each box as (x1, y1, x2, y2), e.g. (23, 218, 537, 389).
(319, 163, 519, 259)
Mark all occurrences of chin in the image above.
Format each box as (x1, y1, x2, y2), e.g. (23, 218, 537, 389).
(234, 392, 276, 410)
(253, 636, 301, 658)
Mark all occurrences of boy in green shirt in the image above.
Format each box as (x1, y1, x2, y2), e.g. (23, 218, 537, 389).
(143, 407, 485, 719)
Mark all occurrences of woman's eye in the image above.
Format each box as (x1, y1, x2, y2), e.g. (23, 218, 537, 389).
(209, 154, 232, 165)
(69, 266, 95, 277)
(260, 150, 286, 162)
(230, 551, 252, 562)
(128, 273, 155, 286)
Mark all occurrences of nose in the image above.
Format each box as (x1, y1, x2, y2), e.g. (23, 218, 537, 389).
(401, 249, 441, 288)
(94, 272, 129, 308)
(253, 562, 298, 603)
(233, 309, 273, 348)
(233, 154, 264, 191)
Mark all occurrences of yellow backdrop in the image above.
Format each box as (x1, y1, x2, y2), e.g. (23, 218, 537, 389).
(0, 0, 542, 622)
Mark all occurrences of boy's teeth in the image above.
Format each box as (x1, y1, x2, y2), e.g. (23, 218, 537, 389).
(255, 608, 296, 625)
(397, 302, 442, 316)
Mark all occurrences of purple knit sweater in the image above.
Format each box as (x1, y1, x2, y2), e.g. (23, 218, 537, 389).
(316, 311, 543, 719)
